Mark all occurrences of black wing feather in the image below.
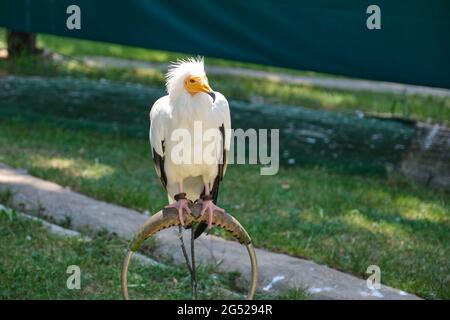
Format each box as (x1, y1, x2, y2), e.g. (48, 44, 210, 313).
(152, 140, 167, 191)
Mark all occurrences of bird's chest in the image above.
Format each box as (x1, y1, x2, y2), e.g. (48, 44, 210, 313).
(165, 154, 219, 182)
(164, 120, 221, 181)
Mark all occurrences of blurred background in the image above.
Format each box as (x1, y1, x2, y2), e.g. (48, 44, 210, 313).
(0, 1, 449, 300)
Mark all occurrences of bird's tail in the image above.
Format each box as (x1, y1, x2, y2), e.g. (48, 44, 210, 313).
(194, 223, 208, 239)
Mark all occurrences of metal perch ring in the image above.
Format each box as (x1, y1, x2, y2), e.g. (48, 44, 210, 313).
(121, 203, 258, 300)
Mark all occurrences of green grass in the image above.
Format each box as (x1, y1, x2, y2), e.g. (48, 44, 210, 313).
(36, 31, 332, 78)
(0, 206, 233, 299)
(0, 28, 336, 77)
(1, 28, 448, 123)
(0, 204, 305, 300)
(1, 29, 449, 299)
(0, 75, 417, 176)
(0, 119, 448, 299)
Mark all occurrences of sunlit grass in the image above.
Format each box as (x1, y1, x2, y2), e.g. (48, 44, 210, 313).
(0, 121, 448, 299)
(33, 156, 115, 180)
(0, 27, 325, 77)
(1, 28, 449, 299)
(1, 208, 303, 299)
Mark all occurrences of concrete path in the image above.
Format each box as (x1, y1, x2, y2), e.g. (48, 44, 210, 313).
(0, 163, 420, 300)
(83, 55, 450, 97)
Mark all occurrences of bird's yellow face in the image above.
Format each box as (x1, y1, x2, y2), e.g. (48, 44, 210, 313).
(184, 75, 215, 102)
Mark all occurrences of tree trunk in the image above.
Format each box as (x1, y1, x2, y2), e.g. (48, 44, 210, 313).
(6, 30, 41, 58)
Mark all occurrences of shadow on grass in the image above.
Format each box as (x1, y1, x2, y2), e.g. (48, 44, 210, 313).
(0, 75, 417, 175)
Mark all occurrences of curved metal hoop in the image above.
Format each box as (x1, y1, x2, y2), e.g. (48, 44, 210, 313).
(121, 203, 258, 300)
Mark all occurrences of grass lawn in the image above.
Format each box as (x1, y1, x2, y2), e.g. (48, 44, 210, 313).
(0, 31, 449, 299)
(0, 119, 448, 299)
(0, 205, 305, 299)
(1, 28, 448, 124)
(34, 30, 335, 78)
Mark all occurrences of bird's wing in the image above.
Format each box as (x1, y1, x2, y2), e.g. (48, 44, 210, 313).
(195, 92, 231, 239)
(207, 92, 231, 203)
(149, 96, 171, 191)
(216, 92, 231, 176)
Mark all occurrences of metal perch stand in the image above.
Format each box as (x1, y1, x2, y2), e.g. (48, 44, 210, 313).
(121, 202, 259, 300)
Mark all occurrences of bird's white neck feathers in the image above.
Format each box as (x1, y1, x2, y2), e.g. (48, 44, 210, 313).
(166, 57, 206, 101)
(165, 57, 214, 120)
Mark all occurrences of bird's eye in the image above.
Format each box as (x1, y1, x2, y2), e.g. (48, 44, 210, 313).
(189, 79, 195, 83)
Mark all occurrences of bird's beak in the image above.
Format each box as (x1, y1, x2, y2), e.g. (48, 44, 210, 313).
(206, 91, 216, 103)
(198, 80, 215, 103)
(185, 75, 216, 103)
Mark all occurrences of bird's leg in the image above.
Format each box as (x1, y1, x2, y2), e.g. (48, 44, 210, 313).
(165, 180, 191, 226)
(168, 180, 196, 299)
(177, 225, 196, 299)
(190, 225, 198, 299)
(200, 182, 225, 229)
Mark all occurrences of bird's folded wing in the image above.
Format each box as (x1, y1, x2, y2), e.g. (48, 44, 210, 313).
(213, 92, 231, 177)
(149, 96, 171, 191)
(208, 92, 231, 202)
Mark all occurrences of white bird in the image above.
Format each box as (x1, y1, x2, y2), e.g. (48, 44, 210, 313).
(149, 57, 231, 235)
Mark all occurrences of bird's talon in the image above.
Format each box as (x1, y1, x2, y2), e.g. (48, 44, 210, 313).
(167, 198, 190, 226)
(199, 199, 225, 228)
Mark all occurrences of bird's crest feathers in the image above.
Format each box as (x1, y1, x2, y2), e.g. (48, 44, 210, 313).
(166, 57, 205, 98)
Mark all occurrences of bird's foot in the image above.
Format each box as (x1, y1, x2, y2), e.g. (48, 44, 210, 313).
(165, 194, 191, 226)
(199, 197, 225, 229)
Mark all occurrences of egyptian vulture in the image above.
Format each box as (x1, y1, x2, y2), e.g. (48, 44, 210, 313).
(149, 57, 231, 236)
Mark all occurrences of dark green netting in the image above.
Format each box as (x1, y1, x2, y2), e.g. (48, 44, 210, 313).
(0, 0, 449, 88)
(0, 76, 416, 174)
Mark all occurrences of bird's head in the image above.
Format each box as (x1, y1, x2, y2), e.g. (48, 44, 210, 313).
(166, 57, 215, 103)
